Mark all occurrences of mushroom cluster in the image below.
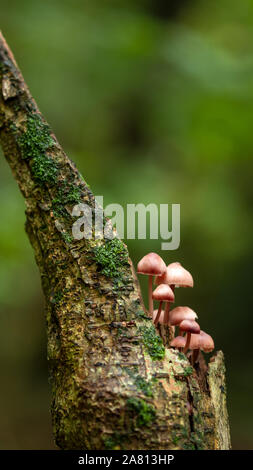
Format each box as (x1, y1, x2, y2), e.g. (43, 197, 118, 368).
(137, 253, 214, 365)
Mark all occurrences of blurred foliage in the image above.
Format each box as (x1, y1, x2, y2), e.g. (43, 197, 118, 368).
(0, 0, 253, 449)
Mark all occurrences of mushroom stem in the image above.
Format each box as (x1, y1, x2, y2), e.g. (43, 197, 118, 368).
(183, 332, 191, 354)
(163, 302, 171, 324)
(192, 349, 200, 365)
(148, 275, 153, 316)
(154, 301, 163, 325)
(166, 284, 175, 324)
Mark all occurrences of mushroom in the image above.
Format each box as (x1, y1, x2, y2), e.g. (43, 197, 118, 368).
(152, 284, 175, 325)
(170, 335, 186, 350)
(200, 331, 215, 353)
(170, 306, 198, 335)
(137, 253, 166, 316)
(179, 319, 200, 354)
(155, 263, 193, 323)
(189, 330, 215, 364)
(155, 262, 194, 288)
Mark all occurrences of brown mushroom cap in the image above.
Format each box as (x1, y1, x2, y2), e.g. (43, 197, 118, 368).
(189, 333, 202, 350)
(179, 319, 200, 334)
(189, 330, 214, 352)
(155, 262, 193, 287)
(169, 306, 198, 326)
(171, 336, 186, 349)
(152, 284, 175, 302)
(137, 253, 166, 276)
(199, 330, 215, 353)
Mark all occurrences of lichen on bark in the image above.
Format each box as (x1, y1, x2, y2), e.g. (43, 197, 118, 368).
(0, 31, 231, 450)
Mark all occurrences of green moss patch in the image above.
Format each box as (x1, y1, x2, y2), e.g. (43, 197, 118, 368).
(52, 182, 83, 218)
(127, 397, 156, 427)
(16, 113, 58, 186)
(135, 309, 150, 320)
(178, 352, 187, 361)
(184, 366, 193, 377)
(51, 291, 63, 304)
(61, 232, 73, 244)
(53, 182, 82, 207)
(138, 324, 165, 361)
(133, 376, 157, 397)
(18, 114, 54, 160)
(31, 154, 58, 184)
(93, 238, 129, 280)
(125, 368, 157, 397)
(103, 432, 123, 450)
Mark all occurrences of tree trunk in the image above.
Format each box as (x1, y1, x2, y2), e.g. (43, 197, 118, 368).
(0, 31, 231, 450)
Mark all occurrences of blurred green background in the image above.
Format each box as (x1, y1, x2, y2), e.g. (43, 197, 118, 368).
(0, 0, 253, 449)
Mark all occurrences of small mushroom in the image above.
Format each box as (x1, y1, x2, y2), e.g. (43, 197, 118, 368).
(152, 284, 175, 325)
(200, 331, 215, 353)
(170, 306, 198, 332)
(137, 253, 166, 316)
(190, 330, 215, 364)
(155, 263, 193, 323)
(179, 319, 200, 354)
(155, 262, 194, 288)
(170, 335, 186, 350)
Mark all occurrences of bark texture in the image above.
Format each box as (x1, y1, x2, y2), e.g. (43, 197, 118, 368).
(0, 31, 231, 450)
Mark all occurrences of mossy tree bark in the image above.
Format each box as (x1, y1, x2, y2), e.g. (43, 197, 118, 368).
(0, 32, 231, 450)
